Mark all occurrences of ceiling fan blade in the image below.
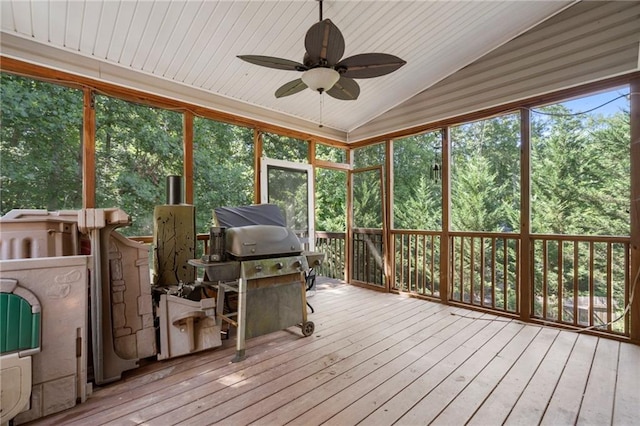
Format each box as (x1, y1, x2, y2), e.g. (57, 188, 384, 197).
(275, 79, 307, 98)
(336, 53, 406, 79)
(326, 77, 360, 101)
(304, 19, 345, 66)
(237, 55, 306, 71)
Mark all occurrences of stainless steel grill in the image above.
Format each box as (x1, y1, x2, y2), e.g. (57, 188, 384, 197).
(189, 204, 322, 361)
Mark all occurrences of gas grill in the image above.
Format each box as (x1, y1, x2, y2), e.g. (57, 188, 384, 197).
(189, 204, 322, 362)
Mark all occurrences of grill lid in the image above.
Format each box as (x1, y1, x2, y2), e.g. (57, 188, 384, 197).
(225, 225, 302, 259)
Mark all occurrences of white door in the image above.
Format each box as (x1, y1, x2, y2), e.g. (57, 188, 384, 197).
(260, 157, 315, 251)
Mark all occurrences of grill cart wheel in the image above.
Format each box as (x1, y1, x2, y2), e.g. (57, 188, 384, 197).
(301, 321, 315, 337)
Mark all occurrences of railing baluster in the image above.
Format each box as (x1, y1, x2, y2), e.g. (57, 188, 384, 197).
(480, 237, 485, 307)
(503, 237, 508, 311)
(430, 235, 436, 296)
(492, 238, 497, 309)
(470, 236, 475, 305)
(459, 236, 465, 302)
(573, 240, 579, 326)
(624, 242, 630, 334)
(515, 238, 520, 313)
(542, 240, 548, 320)
(607, 242, 613, 331)
(558, 241, 563, 323)
(589, 241, 594, 327)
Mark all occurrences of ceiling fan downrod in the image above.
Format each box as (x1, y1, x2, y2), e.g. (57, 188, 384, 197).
(318, 0, 323, 21)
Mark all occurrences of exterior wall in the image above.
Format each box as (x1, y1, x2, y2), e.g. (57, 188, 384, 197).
(350, 1, 640, 142)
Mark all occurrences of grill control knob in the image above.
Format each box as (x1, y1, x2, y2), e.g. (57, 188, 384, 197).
(275, 262, 284, 270)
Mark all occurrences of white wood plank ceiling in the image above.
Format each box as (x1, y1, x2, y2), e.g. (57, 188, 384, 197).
(1, 0, 573, 140)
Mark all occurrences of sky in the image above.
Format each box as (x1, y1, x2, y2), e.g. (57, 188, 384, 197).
(558, 87, 630, 117)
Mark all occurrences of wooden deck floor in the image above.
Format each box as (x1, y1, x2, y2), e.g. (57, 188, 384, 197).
(29, 279, 639, 426)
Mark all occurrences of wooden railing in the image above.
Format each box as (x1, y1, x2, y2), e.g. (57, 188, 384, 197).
(352, 228, 385, 287)
(391, 229, 632, 338)
(392, 231, 441, 298)
(315, 231, 346, 280)
(530, 234, 630, 336)
(449, 232, 521, 314)
(133, 229, 632, 338)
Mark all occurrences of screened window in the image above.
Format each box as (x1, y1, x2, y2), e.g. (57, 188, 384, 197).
(95, 95, 183, 236)
(0, 73, 83, 215)
(262, 132, 308, 163)
(316, 144, 347, 163)
(531, 87, 630, 236)
(393, 131, 443, 230)
(353, 143, 384, 169)
(193, 118, 254, 233)
(315, 168, 346, 232)
(451, 113, 521, 232)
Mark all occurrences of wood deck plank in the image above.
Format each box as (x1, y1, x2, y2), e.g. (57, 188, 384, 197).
(539, 333, 599, 426)
(173, 302, 451, 425)
(23, 281, 640, 426)
(364, 316, 514, 425)
(323, 313, 500, 425)
(503, 330, 578, 425)
(465, 326, 560, 425)
(84, 293, 426, 424)
(430, 324, 541, 426)
(285, 309, 480, 426)
(395, 319, 522, 425)
(576, 338, 620, 425)
(612, 342, 640, 424)
(247, 307, 470, 426)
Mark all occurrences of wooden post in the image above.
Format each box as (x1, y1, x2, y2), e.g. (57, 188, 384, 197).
(630, 78, 640, 344)
(385, 140, 393, 291)
(183, 111, 194, 205)
(82, 88, 96, 209)
(253, 129, 262, 204)
(440, 127, 451, 304)
(346, 149, 353, 283)
(520, 108, 532, 322)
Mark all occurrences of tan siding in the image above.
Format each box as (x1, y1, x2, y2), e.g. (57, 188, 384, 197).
(350, 1, 640, 142)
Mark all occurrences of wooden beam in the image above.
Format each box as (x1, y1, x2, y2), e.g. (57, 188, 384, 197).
(520, 108, 532, 322)
(1, 56, 347, 147)
(82, 88, 95, 208)
(630, 77, 640, 343)
(183, 111, 194, 205)
(439, 127, 451, 304)
(349, 72, 640, 147)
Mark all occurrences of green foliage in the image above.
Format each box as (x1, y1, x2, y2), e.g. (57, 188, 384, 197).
(262, 132, 308, 162)
(315, 168, 346, 232)
(353, 170, 383, 228)
(1, 74, 83, 214)
(393, 132, 442, 230)
(193, 117, 254, 233)
(451, 113, 521, 232)
(531, 106, 630, 236)
(95, 95, 183, 236)
(316, 144, 346, 163)
(354, 143, 385, 168)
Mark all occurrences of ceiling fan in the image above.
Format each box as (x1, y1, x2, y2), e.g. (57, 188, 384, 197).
(237, 0, 406, 101)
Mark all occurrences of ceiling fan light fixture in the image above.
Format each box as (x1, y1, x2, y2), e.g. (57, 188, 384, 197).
(301, 67, 340, 93)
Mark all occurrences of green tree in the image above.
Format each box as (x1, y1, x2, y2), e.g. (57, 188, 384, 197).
(193, 117, 254, 233)
(1, 73, 83, 214)
(95, 95, 183, 236)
